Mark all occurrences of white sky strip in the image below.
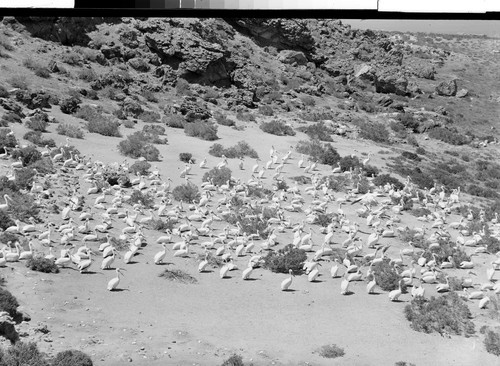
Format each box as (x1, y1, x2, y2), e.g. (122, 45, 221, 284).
(0, 0, 74, 6)
(378, 0, 487, 13)
(332, 0, 378, 9)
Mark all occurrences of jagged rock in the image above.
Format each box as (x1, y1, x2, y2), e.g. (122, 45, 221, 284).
(436, 79, 457, 96)
(179, 97, 211, 122)
(15, 90, 51, 110)
(434, 106, 448, 115)
(375, 73, 409, 96)
(278, 50, 308, 66)
(375, 95, 393, 107)
(413, 65, 436, 80)
(350, 64, 376, 92)
(119, 28, 140, 49)
(59, 96, 81, 114)
(120, 97, 144, 118)
(122, 48, 139, 61)
(100, 45, 122, 60)
(456, 88, 468, 98)
(227, 19, 314, 53)
(0, 98, 25, 117)
(154, 65, 177, 87)
(0, 312, 19, 344)
(47, 60, 59, 73)
(128, 57, 150, 72)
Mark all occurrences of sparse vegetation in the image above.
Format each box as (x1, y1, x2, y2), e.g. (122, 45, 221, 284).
(158, 268, 197, 284)
(221, 354, 245, 366)
(128, 190, 155, 208)
(172, 183, 200, 203)
(118, 132, 161, 161)
(184, 120, 218, 141)
(179, 153, 193, 163)
(263, 244, 307, 275)
(202, 167, 232, 187)
(404, 292, 475, 336)
(315, 344, 345, 359)
(56, 123, 85, 139)
(52, 349, 94, 366)
(209, 141, 258, 159)
(26, 256, 60, 273)
(260, 120, 296, 136)
(484, 329, 500, 356)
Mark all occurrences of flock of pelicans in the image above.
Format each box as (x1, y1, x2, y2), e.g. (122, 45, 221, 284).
(1, 142, 500, 312)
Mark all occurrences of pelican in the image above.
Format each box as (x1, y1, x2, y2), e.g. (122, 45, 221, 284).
(77, 251, 93, 273)
(101, 249, 119, 270)
(436, 276, 450, 293)
(198, 252, 210, 273)
(219, 263, 230, 279)
(308, 266, 321, 282)
(340, 273, 350, 295)
(281, 269, 294, 291)
(330, 258, 341, 278)
(18, 241, 34, 260)
(388, 280, 403, 301)
(366, 273, 377, 294)
(107, 268, 125, 291)
(242, 263, 254, 280)
(154, 244, 168, 264)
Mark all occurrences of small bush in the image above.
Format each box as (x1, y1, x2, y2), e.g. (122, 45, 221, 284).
(118, 132, 161, 161)
(60, 96, 81, 114)
(372, 258, 406, 292)
(356, 120, 391, 144)
(158, 268, 197, 283)
(172, 183, 200, 204)
(0, 287, 19, 318)
(148, 218, 175, 232)
(484, 329, 500, 356)
(221, 354, 245, 366)
(78, 68, 98, 82)
(260, 120, 296, 136)
(141, 89, 158, 103)
(11, 145, 42, 167)
(316, 344, 345, 359)
(143, 124, 165, 135)
(236, 110, 256, 122)
(372, 174, 405, 190)
(7, 74, 29, 89)
(2, 341, 49, 366)
(52, 349, 93, 366)
(202, 166, 232, 187)
(263, 244, 307, 275)
(184, 120, 218, 141)
(61, 51, 82, 65)
(416, 147, 426, 155)
(0, 210, 14, 230)
(163, 113, 186, 129)
(404, 292, 475, 336)
(25, 115, 48, 132)
(258, 105, 274, 117)
(179, 153, 193, 163)
(23, 131, 56, 147)
(129, 160, 151, 176)
(208, 141, 259, 159)
(428, 127, 469, 145)
(299, 94, 316, 106)
(297, 122, 334, 142)
(26, 256, 59, 273)
(87, 117, 121, 137)
(138, 110, 161, 124)
(401, 151, 421, 162)
(175, 79, 192, 96)
(56, 123, 85, 139)
(129, 190, 155, 208)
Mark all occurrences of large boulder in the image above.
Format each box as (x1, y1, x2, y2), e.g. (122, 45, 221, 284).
(278, 50, 308, 66)
(179, 97, 211, 122)
(436, 79, 457, 96)
(349, 64, 377, 92)
(15, 90, 51, 110)
(0, 312, 19, 344)
(375, 73, 409, 96)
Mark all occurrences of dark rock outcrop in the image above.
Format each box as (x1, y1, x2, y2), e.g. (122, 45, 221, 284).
(179, 97, 212, 122)
(0, 312, 19, 344)
(436, 79, 457, 96)
(15, 90, 51, 110)
(59, 96, 81, 114)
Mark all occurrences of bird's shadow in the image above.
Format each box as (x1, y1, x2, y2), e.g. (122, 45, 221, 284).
(80, 271, 100, 275)
(282, 289, 297, 292)
(200, 270, 214, 273)
(243, 277, 259, 281)
(221, 276, 232, 279)
(368, 291, 381, 295)
(111, 288, 129, 292)
(342, 291, 355, 296)
(309, 279, 324, 283)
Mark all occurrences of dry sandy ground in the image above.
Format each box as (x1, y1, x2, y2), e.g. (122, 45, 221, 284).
(1, 111, 500, 366)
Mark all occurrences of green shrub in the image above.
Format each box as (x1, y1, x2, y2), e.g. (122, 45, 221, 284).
(404, 292, 475, 336)
(428, 127, 469, 145)
(397, 113, 420, 132)
(61, 51, 82, 65)
(138, 110, 161, 123)
(7, 74, 29, 89)
(23, 131, 56, 147)
(208, 141, 258, 159)
(260, 120, 296, 136)
(416, 147, 426, 155)
(2, 342, 49, 366)
(179, 153, 193, 163)
(25, 115, 48, 132)
(118, 132, 161, 161)
(143, 124, 166, 135)
(162, 113, 186, 128)
(258, 105, 274, 117)
(26, 256, 59, 273)
(484, 329, 500, 356)
(401, 151, 421, 161)
(221, 354, 244, 366)
(263, 244, 307, 275)
(299, 94, 316, 106)
(172, 183, 200, 204)
(129, 160, 151, 176)
(202, 166, 232, 187)
(87, 117, 121, 137)
(175, 78, 192, 96)
(372, 174, 405, 190)
(141, 89, 158, 103)
(297, 122, 334, 142)
(184, 120, 218, 141)
(213, 111, 236, 126)
(11, 146, 42, 167)
(1, 112, 22, 127)
(356, 120, 391, 144)
(0, 34, 15, 52)
(128, 190, 155, 208)
(236, 110, 256, 122)
(316, 344, 345, 359)
(56, 123, 85, 139)
(0, 287, 19, 318)
(22, 57, 50, 78)
(148, 218, 175, 232)
(59, 96, 81, 114)
(372, 258, 405, 292)
(78, 68, 98, 82)
(0, 210, 14, 230)
(52, 349, 93, 366)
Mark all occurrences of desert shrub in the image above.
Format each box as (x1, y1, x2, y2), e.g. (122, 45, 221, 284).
(0, 85, 8, 98)
(172, 183, 200, 204)
(141, 89, 158, 103)
(202, 166, 232, 187)
(0, 210, 14, 230)
(129, 190, 155, 208)
(148, 218, 175, 232)
(163, 113, 186, 129)
(184, 120, 218, 141)
(22, 57, 50, 78)
(86, 117, 121, 137)
(25, 115, 48, 132)
(208, 141, 259, 159)
(118, 133, 160, 161)
(138, 110, 161, 123)
(316, 344, 345, 359)
(56, 123, 85, 139)
(78, 68, 98, 82)
(263, 244, 307, 275)
(23, 131, 56, 147)
(122, 120, 135, 128)
(372, 174, 404, 190)
(0, 287, 19, 318)
(0, 33, 15, 52)
(175, 78, 191, 96)
(52, 349, 93, 366)
(339, 155, 362, 172)
(416, 147, 426, 155)
(213, 111, 236, 126)
(484, 329, 500, 356)
(159, 268, 197, 283)
(428, 127, 469, 145)
(404, 292, 475, 336)
(179, 153, 193, 163)
(61, 51, 82, 65)
(397, 113, 420, 132)
(260, 120, 296, 136)
(372, 258, 405, 292)
(7, 74, 30, 90)
(143, 124, 165, 135)
(299, 94, 316, 106)
(410, 207, 432, 218)
(1, 342, 49, 366)
(11, 145, 42, 167)
(356, 120, 391, 144)
(258, 105, 274, 117)
(235, 110, 256, 122)
(394, 362, 416, 366)
(1, 112, 23, 127)
(26, 256, 59, 273)
(297, 122, 334, 142)
(4, 190, 39, 220)
(401, 151, 421, 162)
(221, 354, 245, 366)
(128, 160, 151, 176)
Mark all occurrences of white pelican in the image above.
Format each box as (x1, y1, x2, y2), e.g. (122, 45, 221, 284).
(281, 269, 294, 291)
(107, 268, 125, 291)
